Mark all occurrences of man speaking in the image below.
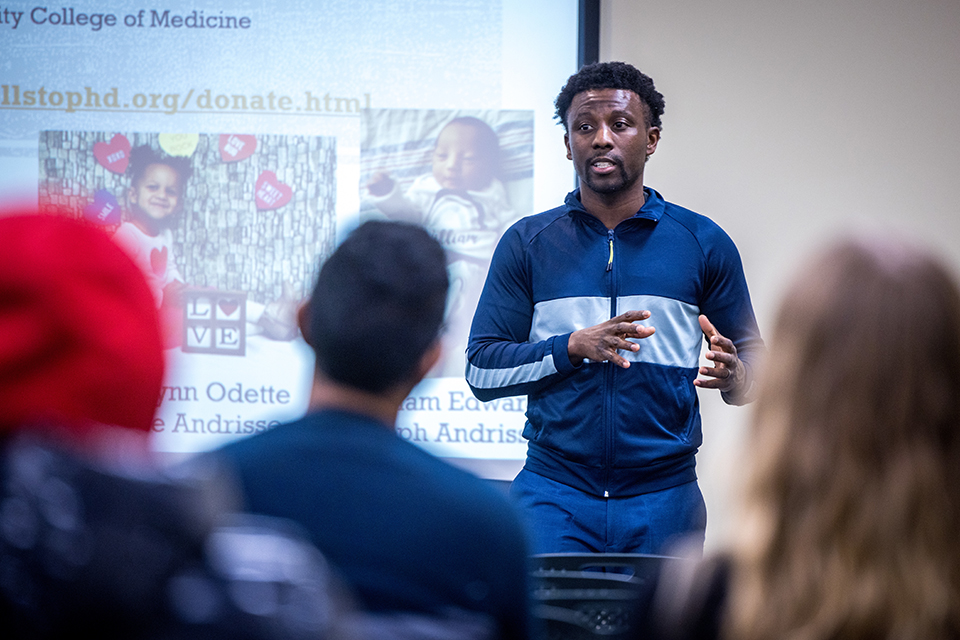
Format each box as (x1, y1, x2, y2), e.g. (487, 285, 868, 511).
(467, 61, 765, 556)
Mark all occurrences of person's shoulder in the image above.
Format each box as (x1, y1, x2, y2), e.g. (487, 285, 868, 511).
(502, 200, 573, 243)
(214, 414, 309, 459)
(112, 221, 143, 242)
(408, 450, 521, 521)
(654, 192, 719, 229)
(653, 190, 735, 246)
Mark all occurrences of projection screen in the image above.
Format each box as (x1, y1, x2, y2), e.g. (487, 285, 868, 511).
(0, 0, 583, 479)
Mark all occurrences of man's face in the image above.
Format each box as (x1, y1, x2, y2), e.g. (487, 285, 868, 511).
(563, 88, 660, 197)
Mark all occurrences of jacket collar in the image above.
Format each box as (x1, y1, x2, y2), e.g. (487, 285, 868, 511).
(564, 187, 665, 225)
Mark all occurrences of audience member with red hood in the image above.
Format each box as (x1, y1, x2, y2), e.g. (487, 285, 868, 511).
(0, 209, 355, 640)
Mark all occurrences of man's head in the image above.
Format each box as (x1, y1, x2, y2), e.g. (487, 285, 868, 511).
(557, 62, 665, 199)
(300, 221, 448, 394)
(554, 61, 665, 132)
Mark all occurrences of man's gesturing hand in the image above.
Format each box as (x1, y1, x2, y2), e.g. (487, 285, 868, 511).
(694, 314, 745, 392)
(567, 310, 656, 368)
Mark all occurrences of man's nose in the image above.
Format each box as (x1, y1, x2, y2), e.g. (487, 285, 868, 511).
(593, 125, 614, 148)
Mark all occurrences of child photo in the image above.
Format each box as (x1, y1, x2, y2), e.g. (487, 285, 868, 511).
(38, 131, 338, 352)
(360, 108, 534, 377)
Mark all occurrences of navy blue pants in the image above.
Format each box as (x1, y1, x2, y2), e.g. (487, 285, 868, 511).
(509, 468, 706, 556)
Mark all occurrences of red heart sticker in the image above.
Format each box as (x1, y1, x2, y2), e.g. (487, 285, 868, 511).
(219, 134, 257, 163)
(255, 171, 293, 210)
(150, 246, 168, 276)
(218, 299, 240, 317)
(93, 134, 132, 174)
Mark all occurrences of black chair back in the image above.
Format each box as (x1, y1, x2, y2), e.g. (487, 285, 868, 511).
(531, 553, 677, 639)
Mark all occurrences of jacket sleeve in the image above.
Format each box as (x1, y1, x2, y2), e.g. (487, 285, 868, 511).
(465, 225, 579, 401)
(699, 227, 766, 406)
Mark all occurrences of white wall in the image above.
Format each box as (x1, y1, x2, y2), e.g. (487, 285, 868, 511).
(600, 0, 960, 550)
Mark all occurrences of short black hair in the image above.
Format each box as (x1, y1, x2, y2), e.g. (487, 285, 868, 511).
(554, 61, 665, 131)
(304, 221, 448, 393)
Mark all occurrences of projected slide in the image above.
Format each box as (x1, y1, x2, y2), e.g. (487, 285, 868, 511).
(1, 0, 579, 477)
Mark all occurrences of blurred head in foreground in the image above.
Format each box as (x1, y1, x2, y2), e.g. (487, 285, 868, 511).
(301, 219, 448, 398)
(0, 210, 355, 639)
(730, 236, 960, 640)
(0, 210, 164, 440)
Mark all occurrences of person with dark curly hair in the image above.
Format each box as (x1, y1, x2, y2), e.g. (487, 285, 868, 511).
(553, 60, 665, 131)
(466, 61, 765, 556)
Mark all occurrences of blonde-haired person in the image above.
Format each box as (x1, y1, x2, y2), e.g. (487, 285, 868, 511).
(642, 236, 960, 640)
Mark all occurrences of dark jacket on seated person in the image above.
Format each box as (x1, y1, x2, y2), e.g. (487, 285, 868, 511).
(212, 221, 533, 640)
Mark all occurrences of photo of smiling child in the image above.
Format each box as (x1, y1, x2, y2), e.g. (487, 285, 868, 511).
(38, 131, 337, 353)
(112, 145, 192, 347)
(361, 109, 534, 377)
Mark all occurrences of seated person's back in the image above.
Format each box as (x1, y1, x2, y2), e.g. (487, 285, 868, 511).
(214, 221, 532, 639)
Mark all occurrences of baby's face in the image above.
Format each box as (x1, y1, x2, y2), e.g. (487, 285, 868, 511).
(129, 163, 181, 221)
(432, 122, 494, 191)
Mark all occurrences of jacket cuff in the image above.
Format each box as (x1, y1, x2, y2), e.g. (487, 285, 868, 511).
(720, 361, 758, 406)
(551, 333, 579, 376)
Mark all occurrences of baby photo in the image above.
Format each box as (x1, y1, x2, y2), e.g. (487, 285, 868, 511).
(360, 108, 534, 377)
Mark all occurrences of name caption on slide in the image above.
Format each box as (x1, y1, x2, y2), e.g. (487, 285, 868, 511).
(157, 382, 291, 408)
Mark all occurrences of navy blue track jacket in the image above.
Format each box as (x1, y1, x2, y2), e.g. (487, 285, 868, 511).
(466, 188, 765, 497)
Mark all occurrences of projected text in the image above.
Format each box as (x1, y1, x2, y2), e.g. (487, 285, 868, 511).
(0, 85, 372, 116)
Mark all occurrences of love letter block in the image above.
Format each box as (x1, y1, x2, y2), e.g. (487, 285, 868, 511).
(181, 289, 247, 356)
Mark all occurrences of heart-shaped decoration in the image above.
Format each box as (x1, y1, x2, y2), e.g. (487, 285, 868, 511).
(255, 171, 293, 210)
(218, 298, 240, 317)
(158, 133, 199, 157)
(93, 134, 131, 174)
(219, 134, 257, 163)
(83, 189, 121, 226)
(150, 246, 168, 276)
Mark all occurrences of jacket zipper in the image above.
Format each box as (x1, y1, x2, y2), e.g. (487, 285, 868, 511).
(603, 228, 617, 497)
(606, 229, 614, 272)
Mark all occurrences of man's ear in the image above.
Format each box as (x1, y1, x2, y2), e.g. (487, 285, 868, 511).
(297, 303, 313, 347)
(564, 133, 572, 161)
(646, 126, 661, 158)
